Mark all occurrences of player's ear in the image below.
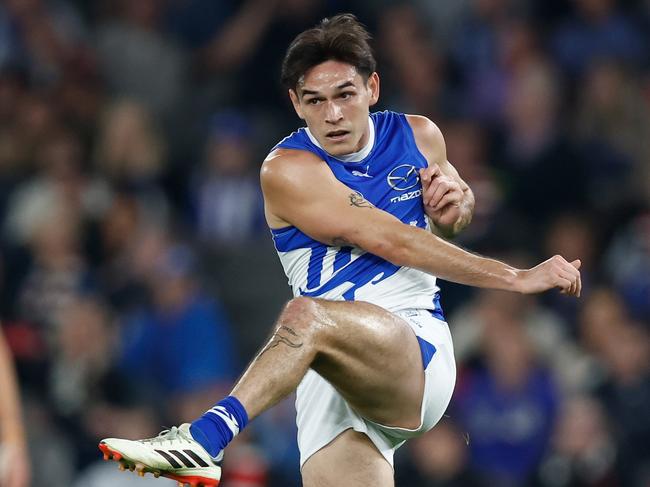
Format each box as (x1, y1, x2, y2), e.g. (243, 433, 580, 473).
(289, 89, 305, 120)
(367, 72, 380, 107)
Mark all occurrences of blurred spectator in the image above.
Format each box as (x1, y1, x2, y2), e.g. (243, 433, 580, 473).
(0, 328, 30, 487)
(0, 0, 87, 85)
(191, 112, 265, 246)
(23, 395, 75, 487)
(98, 216, 167, 314)
(532, 396, 622, 487)
(604, 212, 650, 320)
(551, 0, 645, 77)
(93, 99, 169, 228)
(221, 434, 269, 487)
(118, 243, 238, 420)
(577, 287, 650, 484)
(442, 119, 503, 245)
(16, 205, 95, 334)
(573, 59, 648, 208)
(397, 419, 485, 487)
(198, 0, 278, 75)
(49, 297, 116, 418)
(592, 322, 650, 486)
(253, 396, 301, 485)
(451, 283, 590, 391)
(497, 57, 587, 224)
(577, 287, 629, 361)
(3, 128, 111, 246)
(412, 0, 472, 48)
(94, 100, 166, 188)
(453, 304, 559, 486)
(542, 212, 598, 327)
(450, 0, 537, 123)
(377, 4, 455, 120)
(95, 0, 187, 121)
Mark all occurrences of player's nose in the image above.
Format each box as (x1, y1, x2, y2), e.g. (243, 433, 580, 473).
(324, 101, 343, 123)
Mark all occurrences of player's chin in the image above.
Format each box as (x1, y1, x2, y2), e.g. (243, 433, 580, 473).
(323, 141, 354, 156)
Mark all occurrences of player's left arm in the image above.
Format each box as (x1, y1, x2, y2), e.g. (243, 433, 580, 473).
(406, 114, 475, 239)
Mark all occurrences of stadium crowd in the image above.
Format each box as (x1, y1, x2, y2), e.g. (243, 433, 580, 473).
(0, 0, 648, 486)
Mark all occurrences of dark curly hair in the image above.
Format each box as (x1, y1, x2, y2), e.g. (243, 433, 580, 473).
(281, 13, 377, 90)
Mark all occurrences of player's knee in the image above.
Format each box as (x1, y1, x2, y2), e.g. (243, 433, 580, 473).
(279, 297, 322, 333)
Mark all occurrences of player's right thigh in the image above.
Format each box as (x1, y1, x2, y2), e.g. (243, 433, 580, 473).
(301, 429, 394, 487)
(282, 297, 425, 429)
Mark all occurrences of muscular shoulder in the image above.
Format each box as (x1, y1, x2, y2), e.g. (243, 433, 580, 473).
(261, 148, 338, 227)
(261, 148, 329, 190)
(405, 114, 446, 165)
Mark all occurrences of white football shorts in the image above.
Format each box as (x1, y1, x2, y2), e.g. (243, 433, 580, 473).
(295, 307, 456, 468)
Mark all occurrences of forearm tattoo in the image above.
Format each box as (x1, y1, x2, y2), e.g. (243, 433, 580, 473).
(258, 326, 303, 358)
(349, 191, 373, 208)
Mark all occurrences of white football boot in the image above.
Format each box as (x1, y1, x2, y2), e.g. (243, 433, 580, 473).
(99, 423, 222, 487)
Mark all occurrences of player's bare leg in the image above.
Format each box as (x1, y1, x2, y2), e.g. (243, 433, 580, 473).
(232, 297, 425, 428)
(99, 296, 425, 486)
(301, 429, 394, 487)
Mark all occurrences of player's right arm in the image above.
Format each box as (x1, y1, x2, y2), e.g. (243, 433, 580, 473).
(261, 149, 581, 296)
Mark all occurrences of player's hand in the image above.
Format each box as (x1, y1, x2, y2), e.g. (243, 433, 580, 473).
(419, 166, 464, 228)
(515, 255, 582, 297)
(0, 443, 30, 487)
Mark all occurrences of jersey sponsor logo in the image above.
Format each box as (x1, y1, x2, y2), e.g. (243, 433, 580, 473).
(390, 189, 422, 203)
(387, 164, 420, 190)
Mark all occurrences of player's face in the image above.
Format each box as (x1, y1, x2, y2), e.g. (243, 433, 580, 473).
(289, 60, 379, 156)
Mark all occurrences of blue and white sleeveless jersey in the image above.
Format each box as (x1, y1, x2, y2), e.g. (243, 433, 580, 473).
(270, 110, 443, 315)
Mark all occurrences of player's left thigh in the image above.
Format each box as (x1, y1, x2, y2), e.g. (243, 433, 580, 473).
(288, 298, 425, 429)
(301, 429, 394, 487)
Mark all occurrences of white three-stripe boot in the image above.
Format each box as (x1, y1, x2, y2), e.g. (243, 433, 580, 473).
(99, 423, 222, 487)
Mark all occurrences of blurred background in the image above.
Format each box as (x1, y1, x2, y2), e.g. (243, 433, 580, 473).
(0, 0, 648, 486)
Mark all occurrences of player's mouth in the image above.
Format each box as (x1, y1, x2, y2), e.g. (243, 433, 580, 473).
(325, 130, 350, 142)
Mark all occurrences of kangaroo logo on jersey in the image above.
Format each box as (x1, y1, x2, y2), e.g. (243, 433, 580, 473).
(387, 164, 420, 191)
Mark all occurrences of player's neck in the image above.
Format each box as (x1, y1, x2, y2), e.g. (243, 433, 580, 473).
(307, 117, 375, 163)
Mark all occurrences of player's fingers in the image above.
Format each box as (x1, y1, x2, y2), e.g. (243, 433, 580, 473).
(432, 191, 462, 211)
(426, 178, 451, 207)
(563, 260, 581, 282)
(422, 178, 440, 203)
(554, 255, 580, 279)
(425, 165, 442, 180)
(557, 269, 579, 296)
(573, 265, 582, 297)
(562, 259, 582, 297)
(419, 169, 431, 190)
(419, 166, 440, 185)
(555, 275, 573, 293)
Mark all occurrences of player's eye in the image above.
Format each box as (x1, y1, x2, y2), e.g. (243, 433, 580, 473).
(340, 92, 354, 99)
(306, 98, 321, 105)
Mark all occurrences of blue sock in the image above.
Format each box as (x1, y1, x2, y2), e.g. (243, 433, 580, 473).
(190, 396, 249, 457)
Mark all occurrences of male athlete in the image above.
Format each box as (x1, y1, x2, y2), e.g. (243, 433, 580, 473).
(99, 14, 581, 487)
